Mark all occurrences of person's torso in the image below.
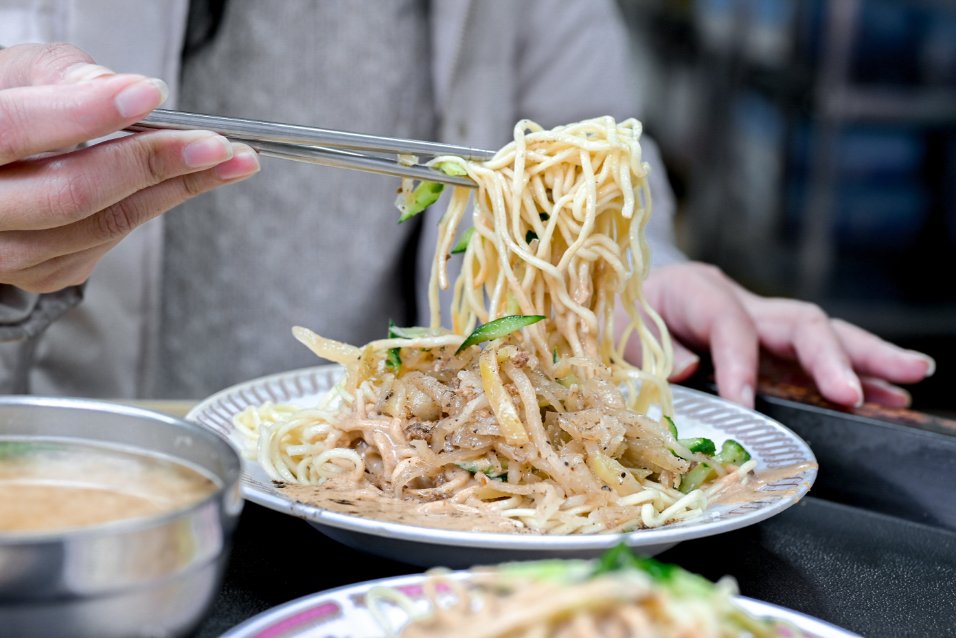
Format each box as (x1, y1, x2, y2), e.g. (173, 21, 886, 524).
(154, 0, 436, 397)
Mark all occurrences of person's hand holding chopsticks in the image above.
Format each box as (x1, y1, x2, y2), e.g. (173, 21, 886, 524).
(0, 43, 259, 293)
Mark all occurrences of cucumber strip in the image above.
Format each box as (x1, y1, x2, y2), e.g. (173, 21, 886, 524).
(398, 181, 443, 222)
(678, 461, 716, 493)
(456, 315, 545, 354)
(663, 415, 678, 438)
(679, 437, 716, 456)
(714, 439, 751, 466)
(451, 227, 475, 254)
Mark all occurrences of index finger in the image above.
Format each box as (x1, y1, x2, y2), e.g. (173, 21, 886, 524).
(706, 302, 760, 409)
(0, 74, 168, 165)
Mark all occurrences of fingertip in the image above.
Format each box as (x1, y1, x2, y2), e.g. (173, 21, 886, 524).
(882, 348, 935, 383)
(712, 352, 757, 410)
(114, 77, 169, 119)
(847, 370, 865, 408)
(214, 144, 260, 180)
(668, 358, 699, 383)
(911, 352, 936, 378)
(739, 383, 755, 409)
(182, 133, 233, 168)
(822, 371, 864, 408)
(716, 382, 755, 410)
(861, 378, 912, 409)
(668, 349, 700, 382)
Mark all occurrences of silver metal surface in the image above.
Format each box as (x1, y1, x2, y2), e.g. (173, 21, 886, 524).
(0, 397, 243, 638)
(130, 109, 496, 187)
(250, 141, 476, 187)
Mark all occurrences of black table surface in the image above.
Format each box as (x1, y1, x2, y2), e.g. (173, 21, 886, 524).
(193, 495, 956, 638)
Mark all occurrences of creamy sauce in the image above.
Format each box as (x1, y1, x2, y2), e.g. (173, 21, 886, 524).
(710, 462, 818, 507)
(0, 439, 218, 534)
(280, 477, 527, 534)
(280, 463, 818, 534)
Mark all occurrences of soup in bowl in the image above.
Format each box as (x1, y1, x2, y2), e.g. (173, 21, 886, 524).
(0, 396, 243, 638)
(0, 438, 220, 534)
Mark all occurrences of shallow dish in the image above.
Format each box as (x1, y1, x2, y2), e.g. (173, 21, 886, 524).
(219, 572, 860, 638)
(0, 396, 243, 638)
(188, 365, 816, 568)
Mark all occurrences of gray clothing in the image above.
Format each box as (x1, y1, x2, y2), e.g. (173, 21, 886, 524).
(0, 287, 80, 394)
(158, 0, 434, 397)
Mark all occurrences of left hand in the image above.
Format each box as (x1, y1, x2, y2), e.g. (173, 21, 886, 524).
(627, 262, 935, 409)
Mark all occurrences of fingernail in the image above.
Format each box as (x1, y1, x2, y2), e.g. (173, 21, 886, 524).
(672, 351, 699, 378)
(894, 387, 912, 408)
(115, 78, 169, 118)
(847, 373, 864, 408)
(739, 384, 754, 409)
(869, 378, 912, 408)
(182, 134, 233, 168)
(914, 352, 936, 378)
(215, 147, 260, 180)
(63, 62, 115, 83)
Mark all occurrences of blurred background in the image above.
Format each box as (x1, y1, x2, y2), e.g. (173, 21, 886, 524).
(616, 0, 956, 415)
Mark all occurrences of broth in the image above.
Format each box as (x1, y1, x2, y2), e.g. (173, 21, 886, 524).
(0, 438, 219, 534)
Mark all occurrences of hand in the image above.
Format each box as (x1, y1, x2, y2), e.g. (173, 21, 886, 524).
(0, 43, 260, 293)
(628, 262, 935, 409)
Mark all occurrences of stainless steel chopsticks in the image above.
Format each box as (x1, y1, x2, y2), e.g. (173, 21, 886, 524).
(128, 109, 496, 187)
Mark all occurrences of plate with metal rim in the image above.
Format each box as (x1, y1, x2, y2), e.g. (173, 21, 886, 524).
(188, 365, 817, 567)
(218, 571, 859, 638)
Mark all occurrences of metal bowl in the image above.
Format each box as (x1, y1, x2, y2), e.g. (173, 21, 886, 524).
(0, 396, 243, 638)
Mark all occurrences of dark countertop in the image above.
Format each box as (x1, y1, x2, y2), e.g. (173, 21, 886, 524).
(193, 496, 956, 638)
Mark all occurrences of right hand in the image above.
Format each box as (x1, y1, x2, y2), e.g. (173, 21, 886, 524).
(0, 43, 261, 293)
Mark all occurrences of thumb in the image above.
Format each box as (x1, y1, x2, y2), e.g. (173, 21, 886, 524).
(0, 42, 112, 89)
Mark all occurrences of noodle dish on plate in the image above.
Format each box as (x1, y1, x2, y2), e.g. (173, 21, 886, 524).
(189, 117, 816, 566)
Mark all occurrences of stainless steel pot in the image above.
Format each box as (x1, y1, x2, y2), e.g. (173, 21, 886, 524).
(0, 396, 243, 638)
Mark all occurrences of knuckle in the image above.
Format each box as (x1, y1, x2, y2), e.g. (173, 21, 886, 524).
(0, 250, 13, 278)
(830, 317, 853, 333)
(700, 263, 723, 277)
(45, 261, 92, 292)
(0, 100, 27, 164)
(94, 201, 140, 241)
(795, 301, 828, 325)
(140, 140, 170, 186)
(0, 242, 35, 280)
(24, 274, 62, 294)
(102, 133, 176, 189)
(37, 43, 83, 76)
(692, 262, 725, 282)
(28, 272, 73, 293)
(46, 169, 95, 221)
(180, 172, 209, 198)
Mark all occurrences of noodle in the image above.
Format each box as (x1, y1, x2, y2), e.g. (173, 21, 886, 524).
(234, 117, 753, 534)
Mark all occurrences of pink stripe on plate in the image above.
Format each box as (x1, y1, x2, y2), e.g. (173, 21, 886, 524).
(253, 602, 341, 638)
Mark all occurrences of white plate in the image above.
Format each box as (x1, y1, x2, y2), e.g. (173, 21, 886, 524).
(219, 572, 860, 638)
(188, 365, 817, 567)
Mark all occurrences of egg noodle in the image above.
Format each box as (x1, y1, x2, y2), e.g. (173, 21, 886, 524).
(234, 117, 755, 534)
(368, 549, 784, 638)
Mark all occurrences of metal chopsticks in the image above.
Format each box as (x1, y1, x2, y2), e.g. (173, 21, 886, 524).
(128, 109, 496, 187)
